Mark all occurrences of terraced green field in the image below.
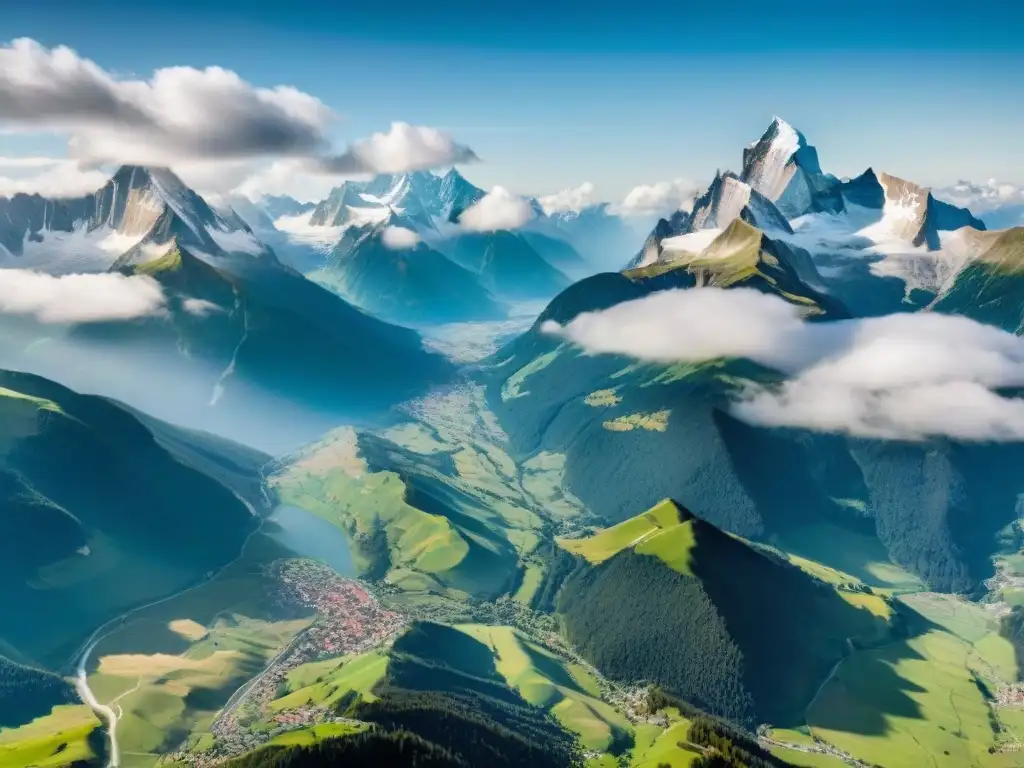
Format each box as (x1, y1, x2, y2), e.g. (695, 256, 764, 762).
(264, 721, 367, 746)
(628, 718, 700, 767)
(800, 592, 1022, 768)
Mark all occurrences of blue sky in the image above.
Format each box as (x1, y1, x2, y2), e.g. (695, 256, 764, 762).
(2, 0, 1023, 201)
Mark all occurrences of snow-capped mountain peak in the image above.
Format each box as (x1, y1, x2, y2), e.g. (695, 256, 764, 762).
(740, 117, 843, 218)
(0, 165, 273, 273)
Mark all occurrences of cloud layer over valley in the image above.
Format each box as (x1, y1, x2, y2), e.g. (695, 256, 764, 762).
(544, 287, 1024, 441)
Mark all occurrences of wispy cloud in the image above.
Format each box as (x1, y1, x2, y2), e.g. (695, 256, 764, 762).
(0, 157, 109, 197)
(614, 178, 698, 217)
(544, 287, 1024, 442)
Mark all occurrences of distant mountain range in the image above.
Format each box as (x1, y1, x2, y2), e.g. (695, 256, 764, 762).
(217, 169, 643, 323)
(0, 166, 454, 451)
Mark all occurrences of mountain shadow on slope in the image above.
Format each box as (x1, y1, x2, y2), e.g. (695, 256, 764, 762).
(445, 231, 572, 301)
(0, 656, 77, 728)
(0, 369, 259, 666)
(552, 502, 894, 727)
(314, 223, 507, 325)
(354, 622, 581, 767)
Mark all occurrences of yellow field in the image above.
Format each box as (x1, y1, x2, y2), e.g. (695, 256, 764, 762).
(603, 410, 670, 432)
(584, 389, 622, 407)
(98, 649, 243, 682)
(168, 619, 209, 641)
(0, 705, 100, 768)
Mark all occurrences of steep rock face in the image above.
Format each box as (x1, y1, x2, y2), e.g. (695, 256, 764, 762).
(689, 172, 794, 234)
(741, 117, 845, 217)
(0, 193, 94, 255)
(437, 168, 485, 221)
(836, 169, 987, 250)
(309, 182, 373, 226)
(261, 194, 314, 220)
(838, 168, 886, 208)
(308, 171, 468, 231)
(627, 174, 792, 270)
(627, 212, 689, 269)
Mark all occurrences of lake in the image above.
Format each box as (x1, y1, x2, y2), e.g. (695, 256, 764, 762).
(265, 505, 357, 577)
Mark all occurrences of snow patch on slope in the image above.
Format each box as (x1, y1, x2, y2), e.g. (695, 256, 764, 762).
(0, 225, 146, 274)
(273, 214, 344, 253)
(782, 205, 973, 294)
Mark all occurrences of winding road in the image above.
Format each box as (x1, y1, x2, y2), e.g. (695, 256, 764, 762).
(72, 469, 269, 767)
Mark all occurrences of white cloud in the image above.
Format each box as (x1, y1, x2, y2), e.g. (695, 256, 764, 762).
(0, 40, 478, 182)
(614, 178, 699, 217)
(0, 38, 332, 166)
(0, 157, 109, 197)
(543, 286, 1024, 442)
(933, 179, 1024, 212)
(541, 288, 807, 367)
(933, 179, 1024, 229)
(318, 122, 478, 175)
(538, 182, 598, 215)
(0, 269, 166, 323)
(381, 225, 420, 249)
(459, 186, 536, 232)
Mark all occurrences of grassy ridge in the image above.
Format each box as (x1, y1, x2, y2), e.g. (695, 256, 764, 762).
(554, 501, 896, 726)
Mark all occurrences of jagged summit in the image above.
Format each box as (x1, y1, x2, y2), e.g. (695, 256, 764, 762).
(627, 172, 792, 269)
(741, 117, 844, 218)
(0, 164, 270, 272)
(689, 171, 793, 234)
